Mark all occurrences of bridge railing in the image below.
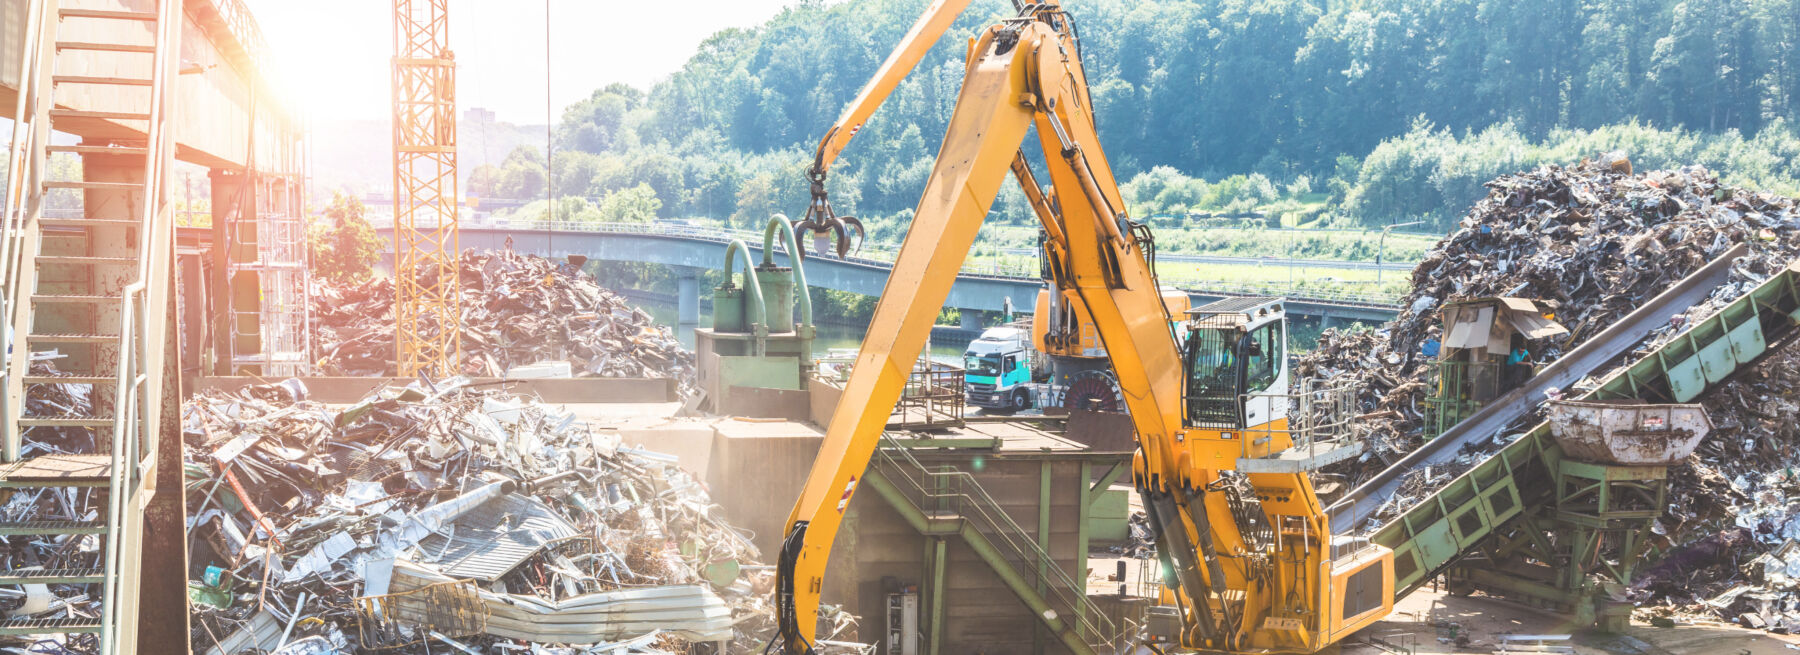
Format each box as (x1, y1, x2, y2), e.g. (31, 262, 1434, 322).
(377, 218, 1406, 307)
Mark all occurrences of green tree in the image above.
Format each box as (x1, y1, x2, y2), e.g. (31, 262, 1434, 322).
(309, 192, 383, 282)
(597, 183, 663, 223)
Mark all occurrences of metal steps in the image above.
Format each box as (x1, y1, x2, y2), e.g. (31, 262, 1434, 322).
(48, 109, 150, 121)
(0, 568, 105, 584)
(0, 454, 112, 485)
(34, 255, 138, 266)
(0, 519, 108, 536)
(26, 333, 117, 344)
(37, 218, 143, 229)
(46, 145, 148, 157)
(31, 294, 124, 304)
(18, 416, 115, 428)
(2, 1, 178, 649)
(54, 41, 155, 53)
(51, 75, 152, 87)
(41, 181, 142, 192)
(22, 375, 121, 385)
(58, 8, 158, 21)
(0, 617, 104, 635)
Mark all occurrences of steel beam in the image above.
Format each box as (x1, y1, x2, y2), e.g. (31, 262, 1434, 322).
(863, 471, 1095, 655)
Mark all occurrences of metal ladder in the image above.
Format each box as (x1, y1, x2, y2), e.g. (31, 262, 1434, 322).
(0, 1, 180, 651)
(868, 439, 1122, 655)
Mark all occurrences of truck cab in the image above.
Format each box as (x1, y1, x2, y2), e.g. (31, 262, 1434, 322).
(963, 326, 1035, 412)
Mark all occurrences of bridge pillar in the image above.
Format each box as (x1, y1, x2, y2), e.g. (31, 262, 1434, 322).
(677, 266, 702, 327)
(1319, 312, 1336, 333)
(961, 310, 983, 332)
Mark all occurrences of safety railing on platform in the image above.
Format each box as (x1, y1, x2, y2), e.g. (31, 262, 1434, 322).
(1234, 377, 1365, 466)
(872, 437, 1125, 652)
(1421, 360, 1496, 439)
(372, 217, 1408, 306)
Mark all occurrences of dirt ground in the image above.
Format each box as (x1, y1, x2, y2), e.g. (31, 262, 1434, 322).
(1340, 588, 1800, 655)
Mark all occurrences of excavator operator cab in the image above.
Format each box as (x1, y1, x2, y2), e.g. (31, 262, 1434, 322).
(1182, 297, 1288, 432)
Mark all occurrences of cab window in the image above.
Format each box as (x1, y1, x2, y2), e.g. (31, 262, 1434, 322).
(1243, 322, 1282, 394)
(1185, 327, 1240, 426)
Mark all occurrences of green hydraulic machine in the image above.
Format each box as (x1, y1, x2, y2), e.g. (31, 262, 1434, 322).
(1446, 400, 1712, 630)
(695, 217, 817, 417)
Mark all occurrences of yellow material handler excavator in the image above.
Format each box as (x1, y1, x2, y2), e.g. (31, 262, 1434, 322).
(773, 2, 1394, 652)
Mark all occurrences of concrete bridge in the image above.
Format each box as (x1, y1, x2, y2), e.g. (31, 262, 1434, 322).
(375, 222, 1403, 331)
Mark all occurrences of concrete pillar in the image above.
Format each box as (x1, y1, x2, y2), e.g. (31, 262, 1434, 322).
(1318, 312, 1335, 333)
(961, 309, 982, 332)
(75, 151, 145, 373)
(677, 266, 701, 327)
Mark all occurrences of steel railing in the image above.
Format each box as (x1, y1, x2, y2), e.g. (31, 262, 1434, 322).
(872, 438, 1125, 651)
(374, 218, 1407, 306)
(97, 2, 181, 652)
(0, 0, 56, 463)
(1235, 377, 1364, 462)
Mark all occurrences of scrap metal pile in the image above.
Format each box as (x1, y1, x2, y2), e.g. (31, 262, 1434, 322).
(1630, 343, 1800, 630)
(1301, 160, 1800, 466)
(1300, 159, 1800, 630)
(182, 378, 866, 654)
(311, 251, 695, 393)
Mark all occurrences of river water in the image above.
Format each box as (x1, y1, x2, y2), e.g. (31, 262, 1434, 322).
(636, 299, 970, 360)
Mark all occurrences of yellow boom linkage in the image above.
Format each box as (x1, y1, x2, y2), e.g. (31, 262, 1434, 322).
(774, 3, 1394, 653)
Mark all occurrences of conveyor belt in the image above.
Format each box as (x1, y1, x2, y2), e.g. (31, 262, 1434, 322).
(1355, 253, 1800, 596)
(1327, 243, 1747, 531)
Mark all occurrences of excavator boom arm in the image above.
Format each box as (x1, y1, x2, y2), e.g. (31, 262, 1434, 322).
(808, 0, 977, 177)
(776, 4, 1390, 653)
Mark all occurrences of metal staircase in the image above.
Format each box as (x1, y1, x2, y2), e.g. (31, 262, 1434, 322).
(867, 439, 1122, 655)
(0, 1, 181, 651)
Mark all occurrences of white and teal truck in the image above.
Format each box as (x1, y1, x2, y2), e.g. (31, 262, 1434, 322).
(962, 325, 1037, 412)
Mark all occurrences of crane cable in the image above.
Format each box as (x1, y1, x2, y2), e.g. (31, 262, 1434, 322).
(545, 0, 554, 254)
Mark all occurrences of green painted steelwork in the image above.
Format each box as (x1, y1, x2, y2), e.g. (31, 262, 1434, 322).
(863, 470, 1096, 655)
(1377, 260, 1800, 626)
(887, 437, 1002, 450)
(761, 216, 814, 336)
(929, 536, 947, 655)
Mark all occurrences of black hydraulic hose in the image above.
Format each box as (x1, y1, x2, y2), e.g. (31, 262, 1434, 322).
(768, 521, 814, 655)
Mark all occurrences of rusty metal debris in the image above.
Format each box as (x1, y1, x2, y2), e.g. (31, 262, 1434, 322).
(1300, 159, 1800, 629)
(182, 378, 868, 654)
(1303, 160, 1800, 470)
(310, 251, 696, 395)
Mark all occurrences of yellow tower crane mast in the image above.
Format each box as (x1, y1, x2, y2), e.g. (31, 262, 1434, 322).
(391, 0, 461, 377)
(773, 2, 1395, 653)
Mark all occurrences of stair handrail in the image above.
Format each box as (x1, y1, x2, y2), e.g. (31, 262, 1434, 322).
(873, 437, 1122, 646)
(0, 0, 56, 463)
(98, 2, 181, 653)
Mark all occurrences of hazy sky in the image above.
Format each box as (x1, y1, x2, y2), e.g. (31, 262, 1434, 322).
(244, 0, 800, 124)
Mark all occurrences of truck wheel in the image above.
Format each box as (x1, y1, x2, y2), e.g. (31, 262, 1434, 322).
(1012, 388, 1031, 411)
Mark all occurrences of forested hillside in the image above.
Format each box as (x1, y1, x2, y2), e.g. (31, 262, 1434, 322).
(469, 0, 1800, 234)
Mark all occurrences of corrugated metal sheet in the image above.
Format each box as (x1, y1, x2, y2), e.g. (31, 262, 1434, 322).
(414, 493, 577, 581)
(390, 560, 733, 643)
